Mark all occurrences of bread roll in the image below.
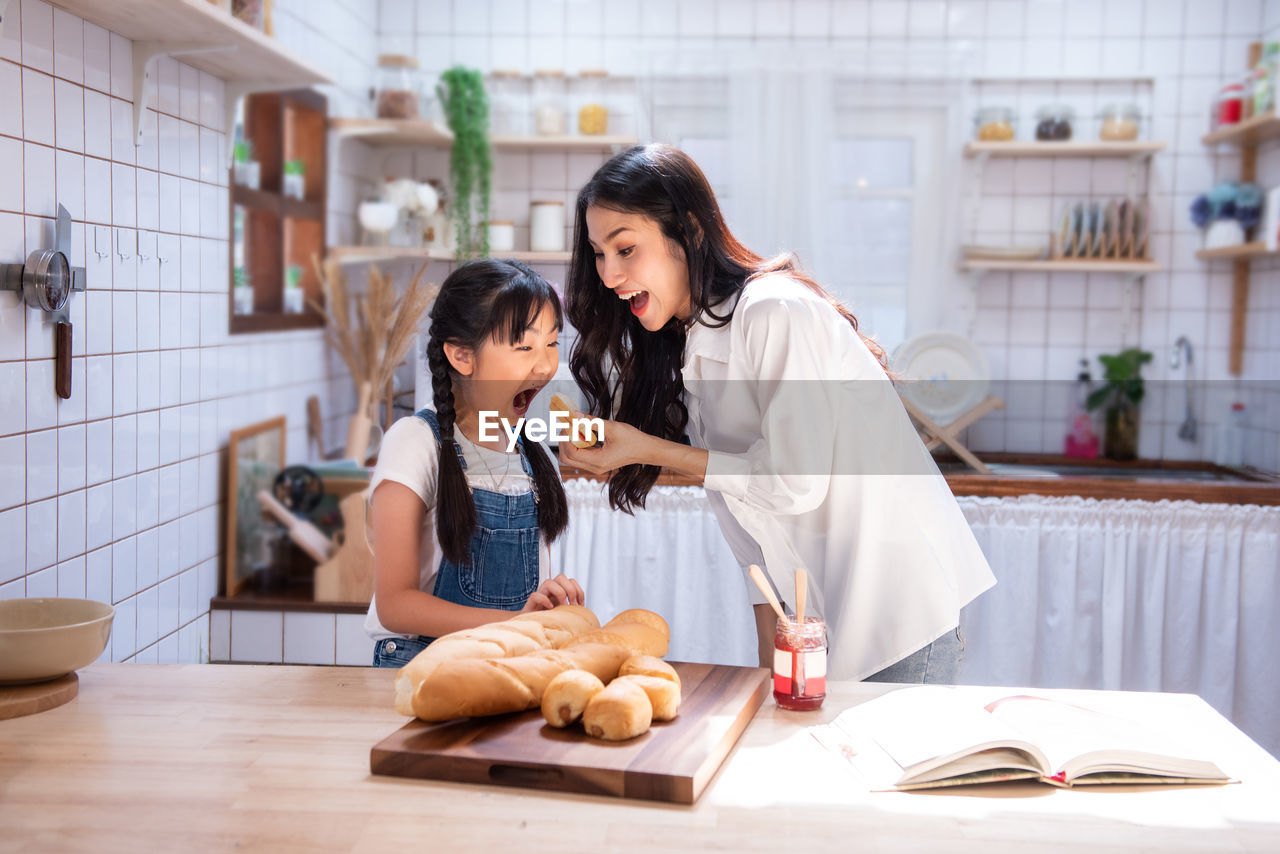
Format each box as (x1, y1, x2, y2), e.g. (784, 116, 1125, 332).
(549, 393, 600, 448)
(618, 654, 681, 690)
(582, 679, 653, 741)
(607, 609, 670, 638)
(410, 634, 647, 722)
(614, 674, 681, 722)
(563, 623, 668, 658)
(393, 605, 600, 715)
(541, 670, 605, 727)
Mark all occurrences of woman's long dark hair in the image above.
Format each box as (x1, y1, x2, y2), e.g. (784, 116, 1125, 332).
(566, 143, 886, 513)
(426, 258, 568, 564)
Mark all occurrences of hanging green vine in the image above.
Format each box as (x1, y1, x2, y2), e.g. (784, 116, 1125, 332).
(437, 66, 492, 261)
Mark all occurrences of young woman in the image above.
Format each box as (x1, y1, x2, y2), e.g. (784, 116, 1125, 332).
(560, 144, 994, 683)
(366, 259, 584, 668)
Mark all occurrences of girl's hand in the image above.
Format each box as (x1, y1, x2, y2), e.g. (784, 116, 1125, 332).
(520, 573, 586, 612)
(558, 416, 650, 475)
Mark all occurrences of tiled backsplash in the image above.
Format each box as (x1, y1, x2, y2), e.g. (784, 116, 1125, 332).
(0, 0, 377, 661)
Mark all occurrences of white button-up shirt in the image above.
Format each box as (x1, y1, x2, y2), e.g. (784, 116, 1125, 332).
(682, 274, 996, 681)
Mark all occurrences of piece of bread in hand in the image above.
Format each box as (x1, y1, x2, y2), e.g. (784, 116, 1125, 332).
(582, 678, 653, 741)
(541, 669, 605, 727)
(549, 393, 600, 448)
(614, 674, 681, 722)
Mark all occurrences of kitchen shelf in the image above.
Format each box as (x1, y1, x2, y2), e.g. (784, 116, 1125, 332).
(1196, 242, 1280, 260)
(330, 118, 638, 150)
(1202, 112, 1280, 147)
(47, 0, 332, 86)
(960, 259, 1162, 274)
(328, 246, 572, 264)
(963, 141, 1167, 159)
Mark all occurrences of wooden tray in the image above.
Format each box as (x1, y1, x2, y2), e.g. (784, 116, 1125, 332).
(0, 672, 78, 720)
(370, 662, 769, 804)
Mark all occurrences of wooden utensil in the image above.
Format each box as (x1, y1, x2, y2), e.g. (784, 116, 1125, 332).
(748, 564, 788, 625)
(795, 568, 807, 625)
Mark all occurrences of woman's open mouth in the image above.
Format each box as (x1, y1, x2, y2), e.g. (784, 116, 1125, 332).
(619, 290, 650, 316)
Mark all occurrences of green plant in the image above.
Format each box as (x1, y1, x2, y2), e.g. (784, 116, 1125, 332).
(1086, 348, 1154, 412)
(437, 66, 492, 260)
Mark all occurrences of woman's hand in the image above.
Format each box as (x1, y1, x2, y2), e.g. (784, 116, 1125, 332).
(520, 573, 586, 612)
(557, 416, 650, 475)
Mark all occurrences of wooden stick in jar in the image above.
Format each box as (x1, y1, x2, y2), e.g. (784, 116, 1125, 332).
(748, 565, 789, 625)
(795, 568, 807, 625)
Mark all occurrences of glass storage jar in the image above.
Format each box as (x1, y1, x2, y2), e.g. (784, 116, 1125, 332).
(532, 69, 567, 136)
(1034, 104, 1074, 141)
(974, 106, 1016, 141)
(529, 201, 565, 251)
(375, 54, 422, 120)
(1099, 103, 1142, 141)
(576, 69, 610, 135)
(773, 616, 827, 711)
(488, 70, 526, 136)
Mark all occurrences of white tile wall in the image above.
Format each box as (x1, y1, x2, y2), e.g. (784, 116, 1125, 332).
(0, 1, 378, 661)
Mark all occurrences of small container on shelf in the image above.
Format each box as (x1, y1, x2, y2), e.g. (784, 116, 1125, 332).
(1099, 103, 1142, 141)
(487, 220, 515, 252)
(282, 159, 306, 200)
(529, 200, 565, 251)
(231, 0, 264, 29)
(576, 69, 610, 135)
(375, 54, 422, 120)
(1034, 104, 1074, 141)
(773, 616, 827, 711)
(974, 106, 1016, 141)
(1215, 81, 1245, 129)
(233, 267, 254, 315)
(488, 70, 527, 136)
(283, 265, 305, 314)
(532, 69, 567, 136)
(232, 141, 260, 190)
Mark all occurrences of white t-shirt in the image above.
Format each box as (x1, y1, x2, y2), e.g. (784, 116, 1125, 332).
(363, 412, 554, 641)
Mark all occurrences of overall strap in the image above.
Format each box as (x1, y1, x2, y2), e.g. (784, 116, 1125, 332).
(413, 408, 467, 471)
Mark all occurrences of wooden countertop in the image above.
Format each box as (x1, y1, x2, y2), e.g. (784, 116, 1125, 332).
(2, 664, 1279, 852)
(561, 453, 1280, 505)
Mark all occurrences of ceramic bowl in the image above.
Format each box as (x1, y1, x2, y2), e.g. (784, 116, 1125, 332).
(0, 598, 115, 685)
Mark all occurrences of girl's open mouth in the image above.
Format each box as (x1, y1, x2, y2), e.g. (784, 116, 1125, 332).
(512, 387, 539, 414)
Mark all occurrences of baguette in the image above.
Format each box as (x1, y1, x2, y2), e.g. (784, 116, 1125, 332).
(393, 604, 599, 715)
(549, 393, 600, 448)
(406, 609, 670, 722)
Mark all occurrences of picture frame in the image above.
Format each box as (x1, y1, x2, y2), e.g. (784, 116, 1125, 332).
(224, 415, 287, 597)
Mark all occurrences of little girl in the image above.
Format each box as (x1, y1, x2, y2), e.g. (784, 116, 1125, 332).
(367, 258, 584, 667)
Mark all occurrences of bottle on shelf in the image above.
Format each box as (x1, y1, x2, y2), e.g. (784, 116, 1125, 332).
(1214, 402, 1248, 468)
(1064, 358, 1099, 458)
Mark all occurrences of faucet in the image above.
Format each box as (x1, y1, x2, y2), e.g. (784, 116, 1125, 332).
(1170, 336, 1196, 442)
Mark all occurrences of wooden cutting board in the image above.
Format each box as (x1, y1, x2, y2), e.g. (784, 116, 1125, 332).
(0, 672, 78, 720)
(370, 662, 769, 804)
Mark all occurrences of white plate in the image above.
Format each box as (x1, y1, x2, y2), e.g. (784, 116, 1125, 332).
(891, 332, 991, 424)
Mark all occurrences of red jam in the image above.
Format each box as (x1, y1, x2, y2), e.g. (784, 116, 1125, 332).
(772, 616, 827, 711)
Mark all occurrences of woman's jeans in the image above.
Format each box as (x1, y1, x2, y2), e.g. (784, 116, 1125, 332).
(866, 625, 965, 684)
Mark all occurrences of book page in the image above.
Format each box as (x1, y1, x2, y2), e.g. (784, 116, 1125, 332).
(984, 695, 1227, 783)
(818, 686, 1050, 786)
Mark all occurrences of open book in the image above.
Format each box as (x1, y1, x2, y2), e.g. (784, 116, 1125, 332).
(810, 686, 1231, 791)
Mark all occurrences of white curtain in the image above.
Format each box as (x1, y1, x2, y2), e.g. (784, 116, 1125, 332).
(725, 62, 836, 286)
(551, 479, 757, 667)
(957, 494, 1280, 758)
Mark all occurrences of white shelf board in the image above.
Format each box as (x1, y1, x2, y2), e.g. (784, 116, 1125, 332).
(963, 141, 1166, 159)
(331, 118, 637, 150)
(960, 259, 1162, 274)
(328, 246, 572, 264)
(48, 0, 332, 86)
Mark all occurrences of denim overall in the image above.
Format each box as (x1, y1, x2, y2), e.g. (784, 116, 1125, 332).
(372, 408, 540, 667)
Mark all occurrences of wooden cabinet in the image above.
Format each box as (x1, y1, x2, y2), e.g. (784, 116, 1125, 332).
(230, 89, 328, 333)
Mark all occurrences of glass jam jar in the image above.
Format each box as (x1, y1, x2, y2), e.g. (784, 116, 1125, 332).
(974, 106, 1016, 141)
(773, 616, 827, 711)
(1034, 104, 1074, 140)
(1099, 103, 1142, 141)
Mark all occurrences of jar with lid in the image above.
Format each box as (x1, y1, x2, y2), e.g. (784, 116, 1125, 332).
(1216, 82, 1245, 128)
(1099, 103, 1142, 141)
(375, 54, 422, 120)
(487, 220, 515, 253)
(532, 69, 567, 136)
(529, 201, 565, 251)
(1034, 104, 1074, 141)
(773, 616, 827, 711)
(974, 106, 1016, 141)
(488, 70, 527, 136)
(576, 69, 610, 135)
